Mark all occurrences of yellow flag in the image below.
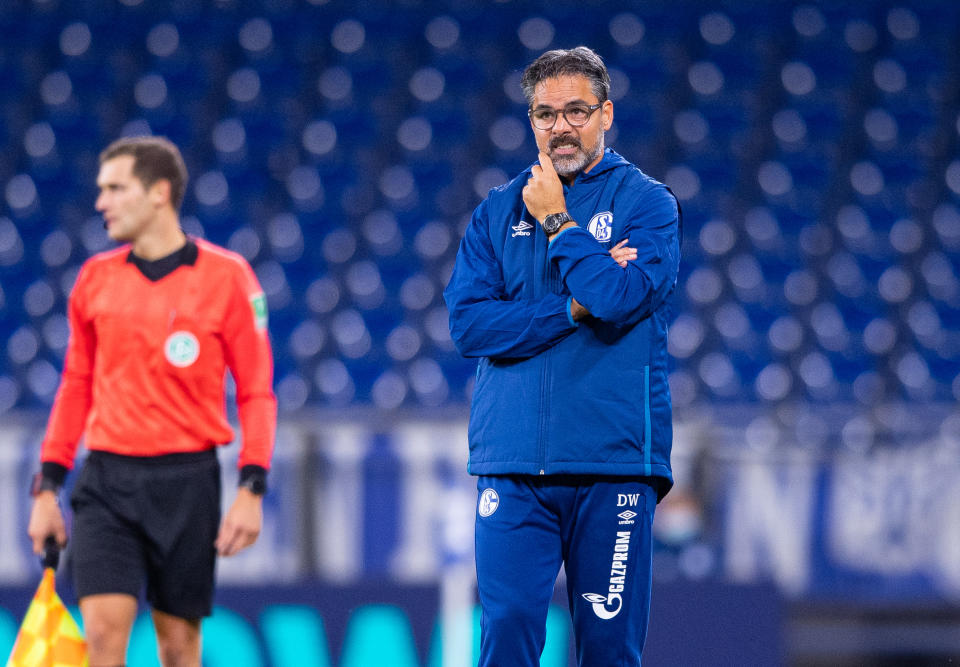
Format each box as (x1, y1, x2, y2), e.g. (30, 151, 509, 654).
(5, 568, 88, 667)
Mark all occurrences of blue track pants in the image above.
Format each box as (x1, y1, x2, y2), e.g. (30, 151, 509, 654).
(475, 475, 657, 667)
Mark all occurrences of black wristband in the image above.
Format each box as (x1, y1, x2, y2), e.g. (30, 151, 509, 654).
(238, 464, 267, 495)
(32, 462, 69, 496)
(31, 473, 61, 497)
(41, 462, 69, 487)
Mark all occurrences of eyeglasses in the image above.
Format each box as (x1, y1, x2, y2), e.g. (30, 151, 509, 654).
(528, 103, 603, 130)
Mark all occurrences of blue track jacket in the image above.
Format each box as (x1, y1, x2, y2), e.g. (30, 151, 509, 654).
(444, 149, 681, 495)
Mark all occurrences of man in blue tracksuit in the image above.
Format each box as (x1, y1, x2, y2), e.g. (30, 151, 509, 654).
(444, 47, 681, 666)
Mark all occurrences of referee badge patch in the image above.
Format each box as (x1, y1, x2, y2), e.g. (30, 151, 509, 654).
(250, 292, 268, 331)
(164, 331, 200, 368)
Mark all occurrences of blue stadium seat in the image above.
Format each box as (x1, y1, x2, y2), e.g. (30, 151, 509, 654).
(0, 0, 958, 411)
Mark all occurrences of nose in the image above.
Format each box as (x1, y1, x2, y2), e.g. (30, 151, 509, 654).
(552, 112, 573, 133)
(95, 192, 106, 211)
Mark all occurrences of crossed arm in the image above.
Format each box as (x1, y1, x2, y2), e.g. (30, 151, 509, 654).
(444, 218, 642, 360)
(570, 239, 636, 320)
(446, 152, 678, 360)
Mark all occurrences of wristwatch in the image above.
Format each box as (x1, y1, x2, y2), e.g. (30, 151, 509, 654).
(541, 211, 573, 235)
(239, 475, 267, 496)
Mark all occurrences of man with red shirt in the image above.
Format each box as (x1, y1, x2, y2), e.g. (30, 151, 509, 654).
(27, 136, 277, 667)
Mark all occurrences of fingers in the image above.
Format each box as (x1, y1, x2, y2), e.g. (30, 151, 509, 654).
(54, 525, 67, 550)
(215, 522, 256, 557)
(523, 166, 542, 199)
(524, 154, 565, 222)
(215, 530, 235, 557)
(538, 152, 556, 174)
(28, 495, 66, 554)
(29, 529, 60, 555)
(609, 239, 637, 268)
(215, 494, 263, 557)
(30, 529, 65, 554)
(611, 239, 628, 264)
(216, 520, 259, 556)
(524, 165, 544, 195)
(215, 531, 234, 557)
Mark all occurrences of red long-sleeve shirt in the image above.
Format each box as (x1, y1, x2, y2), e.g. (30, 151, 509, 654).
(41, 239, 277, 470)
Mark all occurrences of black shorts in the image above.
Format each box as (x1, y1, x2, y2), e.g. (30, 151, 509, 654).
(69, 450, 221, 619)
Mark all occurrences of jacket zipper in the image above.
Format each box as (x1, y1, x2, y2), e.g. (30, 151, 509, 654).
(537, 183, 573, 475)
(538, 349, 549, 475)
(537, 223, 564, 475)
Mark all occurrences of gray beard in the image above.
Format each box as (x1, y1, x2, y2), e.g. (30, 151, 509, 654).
(551, 133, 605, 179)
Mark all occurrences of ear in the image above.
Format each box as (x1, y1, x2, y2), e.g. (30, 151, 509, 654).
(148, 179, 172, 208)
(601, 100, 614, 131)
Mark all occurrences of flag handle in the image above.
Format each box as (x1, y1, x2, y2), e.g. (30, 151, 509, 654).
(41, 536, 60, 571)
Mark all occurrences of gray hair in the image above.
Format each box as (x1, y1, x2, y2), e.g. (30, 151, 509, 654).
(520, 46, 611, 106)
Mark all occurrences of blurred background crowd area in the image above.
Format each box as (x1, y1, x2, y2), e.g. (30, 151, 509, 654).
(0, 0, 958, 428)
(2, 2, 960, 663)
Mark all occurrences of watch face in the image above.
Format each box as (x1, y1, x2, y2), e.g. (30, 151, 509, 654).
(242, 478, 267, 495)
(542, 212, 570, 234)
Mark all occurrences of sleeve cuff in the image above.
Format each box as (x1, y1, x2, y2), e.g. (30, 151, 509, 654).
(548, 225, 576, 244)
(40, 462, 69, 487)
(239, 464, 268, 494)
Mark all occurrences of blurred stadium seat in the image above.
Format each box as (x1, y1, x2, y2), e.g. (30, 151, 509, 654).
(0, 0, 958, 414)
